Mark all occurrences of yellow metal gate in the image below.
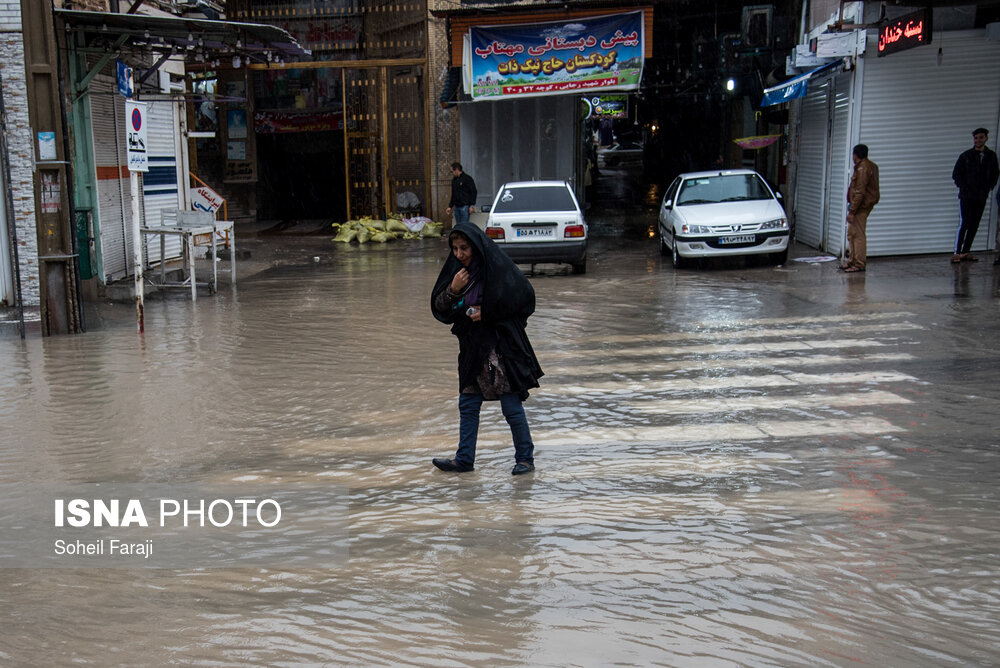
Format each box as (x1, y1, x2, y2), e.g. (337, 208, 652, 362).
(342, 65, 426, 220)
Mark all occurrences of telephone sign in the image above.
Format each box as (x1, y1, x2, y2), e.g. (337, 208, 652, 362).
(125, 100, 148, 172)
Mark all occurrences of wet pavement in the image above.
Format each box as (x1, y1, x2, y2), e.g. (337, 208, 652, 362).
(2, 208, 1000, 666)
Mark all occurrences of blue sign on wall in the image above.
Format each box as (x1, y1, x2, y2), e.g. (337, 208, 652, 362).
(117, 60, 134, 98)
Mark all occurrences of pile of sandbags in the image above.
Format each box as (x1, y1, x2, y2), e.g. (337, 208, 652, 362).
(331, 215, 443, 244)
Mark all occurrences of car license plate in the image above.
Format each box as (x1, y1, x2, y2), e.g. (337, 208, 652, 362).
(719, 234, 755, 245)
(516, 227, 554, 237)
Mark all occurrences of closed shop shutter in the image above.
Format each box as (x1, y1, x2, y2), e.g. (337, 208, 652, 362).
(823, 73, 852, 255)
(461, 95, 578, 206)
(859, 31, 1000, 256)
(90, 76, 132, 281)
(794, 80, 830, 248)
(144, 100, 183, 262)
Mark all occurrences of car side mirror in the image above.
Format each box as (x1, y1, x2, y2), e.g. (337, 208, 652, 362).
(663, 199, 673, 209)
(481, 204, 490, 212)
(775, 191, 783, 200)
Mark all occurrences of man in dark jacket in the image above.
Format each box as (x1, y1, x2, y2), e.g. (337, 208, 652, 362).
(446, 162, 477, 225)
(951, 128, 999, 263)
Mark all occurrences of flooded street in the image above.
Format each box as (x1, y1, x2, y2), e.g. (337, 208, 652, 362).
(2, 226, 1000, 666)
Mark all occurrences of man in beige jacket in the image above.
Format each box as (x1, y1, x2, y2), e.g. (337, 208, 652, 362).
(842, 144, 880, 273)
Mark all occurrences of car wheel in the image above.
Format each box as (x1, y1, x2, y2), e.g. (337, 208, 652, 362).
(671, 239, 686, 269)
(771, 248, 789, 265)
(571, 259, 587, 274)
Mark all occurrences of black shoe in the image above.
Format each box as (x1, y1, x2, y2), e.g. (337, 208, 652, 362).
(511, 462, 535, 476)
(432, 458, 473, 472)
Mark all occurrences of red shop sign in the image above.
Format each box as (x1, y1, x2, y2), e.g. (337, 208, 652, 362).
(878, 8, 932, 57)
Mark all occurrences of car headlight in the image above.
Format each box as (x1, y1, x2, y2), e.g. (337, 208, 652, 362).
(759, 218, 788, 230)
(681, 224, 711, 234)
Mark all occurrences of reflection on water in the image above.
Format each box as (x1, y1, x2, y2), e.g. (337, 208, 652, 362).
(2, 237, 1000, 665)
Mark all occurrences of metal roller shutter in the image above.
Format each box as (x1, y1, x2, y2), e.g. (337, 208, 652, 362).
(794, 80, 829, 248)
(823, 73, 852, 255)
(859, 30, 1000, 256)
(90, 76, 132, 280)
(143, 100, 183, 263)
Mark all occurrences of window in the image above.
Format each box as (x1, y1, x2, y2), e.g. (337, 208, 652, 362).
(492, 186, 578, 213)
(677, 174, 773, 205)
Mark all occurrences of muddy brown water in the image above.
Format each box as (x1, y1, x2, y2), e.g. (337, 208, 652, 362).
(2, 234, 999, 666)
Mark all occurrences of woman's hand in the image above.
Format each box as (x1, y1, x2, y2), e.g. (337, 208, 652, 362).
(468, 306, 482, 322)
(450, 268, 469, 293)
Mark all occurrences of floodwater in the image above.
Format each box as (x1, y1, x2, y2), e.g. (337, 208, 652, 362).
(2, 230, 1000, 666)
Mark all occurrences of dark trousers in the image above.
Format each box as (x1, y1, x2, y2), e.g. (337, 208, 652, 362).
(956, 198, 987, 254)
(455, 392, 534, 468)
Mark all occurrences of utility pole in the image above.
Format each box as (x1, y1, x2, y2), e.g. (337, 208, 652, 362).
(20, 0, 84, 335)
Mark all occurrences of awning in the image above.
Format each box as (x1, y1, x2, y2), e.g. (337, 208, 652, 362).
(55, 8, 310, 91)
(760, 59, 844, 107)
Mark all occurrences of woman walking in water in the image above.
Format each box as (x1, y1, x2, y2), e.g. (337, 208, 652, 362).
(430, 222, 543, 475)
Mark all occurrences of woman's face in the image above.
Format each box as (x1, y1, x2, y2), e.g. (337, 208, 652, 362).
(451, 237, 474, 267)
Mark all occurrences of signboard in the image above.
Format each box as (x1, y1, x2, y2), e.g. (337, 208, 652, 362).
(36, 132, 56, 161)
(192, 185, 224, 214)
(254, 110, 344, 134)
(117, 59, 134, 98)
(583, 94, 628, 119)
(125, 100, 148, 172)
(878, 9, 931, 57)
(468, 11, 643, 100)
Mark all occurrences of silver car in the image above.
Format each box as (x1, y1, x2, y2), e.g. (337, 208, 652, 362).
(485, 181, 588, 274)
(658, 169, 790, 268)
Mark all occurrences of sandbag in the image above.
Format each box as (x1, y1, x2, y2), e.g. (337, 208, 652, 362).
(333, 228, 358, 243)
(420, 222, 444, 237)
(386, 219, 408, 233)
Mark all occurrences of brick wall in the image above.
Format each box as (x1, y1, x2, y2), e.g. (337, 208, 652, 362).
(1, 3, 40, 306)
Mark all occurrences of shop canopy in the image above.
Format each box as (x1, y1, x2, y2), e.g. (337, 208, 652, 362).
(760, 59, 844, 107)
(55, 8, 310, 92)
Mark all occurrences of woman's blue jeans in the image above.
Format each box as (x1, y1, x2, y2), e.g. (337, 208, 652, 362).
(455, 392, 534, 468)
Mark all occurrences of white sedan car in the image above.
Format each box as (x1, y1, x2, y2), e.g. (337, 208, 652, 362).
(658, 169, 789, 268)
(485, 180, 588, 274)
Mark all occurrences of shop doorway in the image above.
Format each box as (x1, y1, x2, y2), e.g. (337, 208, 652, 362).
(256, 130, 347, 224)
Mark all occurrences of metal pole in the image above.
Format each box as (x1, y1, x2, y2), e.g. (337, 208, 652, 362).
(0, 73, 26, 339)
(130, 170, 144, 332)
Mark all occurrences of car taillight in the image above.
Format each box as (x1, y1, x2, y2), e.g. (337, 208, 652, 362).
(564, 224, 585, 238)
(485, 227, 505, 240)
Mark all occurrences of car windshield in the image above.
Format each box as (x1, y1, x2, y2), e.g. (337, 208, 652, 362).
(492, 186, 577, 213)
(676, 174, 773, 205)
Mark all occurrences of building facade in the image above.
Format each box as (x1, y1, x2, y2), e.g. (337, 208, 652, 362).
(787, 3, 1000, 258)
(0, 1, 39, 307)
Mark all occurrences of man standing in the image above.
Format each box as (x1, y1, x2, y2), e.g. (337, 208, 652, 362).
(842, 144, 879, 273)
(446, 162, 477, 226)
(951, 128, 999, 263)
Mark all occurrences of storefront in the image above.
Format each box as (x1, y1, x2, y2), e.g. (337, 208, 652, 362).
(56, 7, 309, 290)
(787, 21, 1000, 257)
(86, 70, 188, 282)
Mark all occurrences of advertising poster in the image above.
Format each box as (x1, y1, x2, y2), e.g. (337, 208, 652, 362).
(468, 11, 643, 100)
(227, 109, 248, 139)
